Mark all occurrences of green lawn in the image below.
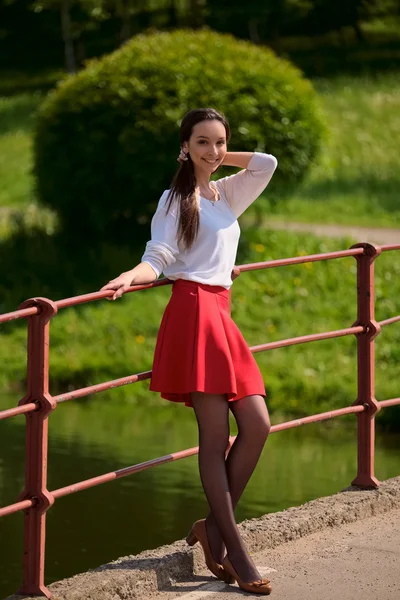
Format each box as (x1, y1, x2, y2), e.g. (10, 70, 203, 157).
(1, 71, 399, 231)
(256, 73, 400, 227)
(1, 226, 399, 429)
(0, 69, 399, 429)
(0, 92, 43, 208)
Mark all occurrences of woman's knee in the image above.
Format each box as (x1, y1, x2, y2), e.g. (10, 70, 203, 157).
(258, 413, 271, 440)
(251, 411, 271, 443)
(232, 394, 271, 442)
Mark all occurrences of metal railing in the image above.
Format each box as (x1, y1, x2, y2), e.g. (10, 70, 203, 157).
(0, 241, 399, 598)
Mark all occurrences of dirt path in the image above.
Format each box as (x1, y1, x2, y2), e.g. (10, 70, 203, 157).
(266, 220, 400, 245)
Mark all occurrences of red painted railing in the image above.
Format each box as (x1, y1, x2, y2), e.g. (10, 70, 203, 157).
(1, 241, 399, 598)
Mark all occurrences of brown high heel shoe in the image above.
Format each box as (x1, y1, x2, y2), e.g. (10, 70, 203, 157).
(186, 519, 234, 584)
(222, 556, 272, 595)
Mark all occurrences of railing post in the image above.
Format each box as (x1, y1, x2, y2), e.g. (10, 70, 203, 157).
(16, 297, 58, 598)
(350, 243, 382, 489)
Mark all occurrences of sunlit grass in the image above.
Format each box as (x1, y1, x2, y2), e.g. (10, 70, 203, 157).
(1, 228, 398, 428)
(257, 73, 400, 227)
(1, 72, 399, 227)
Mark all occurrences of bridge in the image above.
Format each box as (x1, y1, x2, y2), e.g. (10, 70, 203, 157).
(5, 476, 400, 599)
(1, 240, 399, 598)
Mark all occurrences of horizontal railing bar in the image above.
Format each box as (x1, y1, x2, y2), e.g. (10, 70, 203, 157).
(55, 278, 172, 310)
(53, 371, 152, 403)
(1, 318, 386, 413)
(378, 315, 400, 327)
(0, 305, 38, 324)
(2, 400, 394, 514)
(381, 244, 400, 252)
(250, 325, 365, 353)
(50, 403, 368, 499)
(54, 326, 365, 403)
(40, 248, 373, 313)
(271, 404, 366, 432)
(51, 445, 203, 498)
(53, 325, 364, 403)
(0, 402, 38, 422)
(237, 248, 365, 273)
(0, 498, 35, 518)
(379, 398, 400, 408)
(1, 245, 399, 322)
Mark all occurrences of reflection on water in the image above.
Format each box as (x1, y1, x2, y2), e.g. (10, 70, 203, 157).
(0, 392, 399, 597)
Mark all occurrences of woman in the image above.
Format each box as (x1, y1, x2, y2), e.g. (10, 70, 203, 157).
(101, 108, 278, 595)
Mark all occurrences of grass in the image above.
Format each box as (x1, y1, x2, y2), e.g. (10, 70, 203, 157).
(0, 72, 399, 230)
(0, 92, 44, 209)
(1, 227, 399, 430)
(272, 17, 400, 77)
(246, 73, 400, 228)
(0, 65, 399, 429)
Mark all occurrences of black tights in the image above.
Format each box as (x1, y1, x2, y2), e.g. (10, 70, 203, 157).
(190, 392, 271, 583)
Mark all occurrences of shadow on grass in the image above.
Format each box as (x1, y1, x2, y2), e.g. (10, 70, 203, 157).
(0, 92, 44, 135)
(0, 226, 143, 319)
(300, 173, 400, 216)
(273, 36, 400, 78)
(0, 68, 65, 97)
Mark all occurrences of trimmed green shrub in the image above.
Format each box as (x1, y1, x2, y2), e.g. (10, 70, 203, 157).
(34, 28, 326, 244)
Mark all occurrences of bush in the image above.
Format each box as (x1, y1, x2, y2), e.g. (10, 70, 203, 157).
(34, 28, 326, 244)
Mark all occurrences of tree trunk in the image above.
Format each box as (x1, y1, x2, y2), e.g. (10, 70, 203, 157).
(353, 21, 365, 42)
(76, 39, 86, 68)
(118, 0, 132, 45)
(120, 16, 131, 45)
(60, 0, 76, 73)
(188, 0, 204, 28)
(248, 17, 260, 44)
(168, 0, 178, 27)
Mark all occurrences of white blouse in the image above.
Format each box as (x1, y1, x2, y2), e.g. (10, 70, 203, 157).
(140, 152, 278, 289)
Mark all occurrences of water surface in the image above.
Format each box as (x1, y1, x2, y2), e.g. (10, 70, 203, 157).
(0, 392, 399, 597)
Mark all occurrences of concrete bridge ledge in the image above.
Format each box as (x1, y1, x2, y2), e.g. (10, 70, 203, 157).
(5, 476, 400, 600)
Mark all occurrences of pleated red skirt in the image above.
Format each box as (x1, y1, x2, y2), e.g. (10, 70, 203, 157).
(149, 278, 266, 408)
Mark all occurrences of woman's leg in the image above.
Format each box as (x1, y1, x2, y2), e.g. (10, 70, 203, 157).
(204, 395, 271, 564)
(191, 391, 263, 583)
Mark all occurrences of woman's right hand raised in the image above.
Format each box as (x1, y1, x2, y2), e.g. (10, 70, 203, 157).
(100, 272, 133, 301)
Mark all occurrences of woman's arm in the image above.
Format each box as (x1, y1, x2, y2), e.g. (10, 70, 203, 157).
(221, 152, 255, 170)
(140, 190, 181, 279)
(215, 152, 278, 218)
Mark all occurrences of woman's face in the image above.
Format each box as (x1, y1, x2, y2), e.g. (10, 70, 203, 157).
(183, 119, 227, 175)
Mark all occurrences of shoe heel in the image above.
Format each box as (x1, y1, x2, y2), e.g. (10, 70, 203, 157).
(222, 570, 235, 584)
(186, 529, 197, 546)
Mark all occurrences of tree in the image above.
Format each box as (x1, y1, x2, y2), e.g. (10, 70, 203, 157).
(32, 0, 107, 72)
(205, 0, 312, 44)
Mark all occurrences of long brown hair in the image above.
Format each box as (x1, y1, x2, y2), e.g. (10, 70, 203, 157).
(165, 108, 231, 251)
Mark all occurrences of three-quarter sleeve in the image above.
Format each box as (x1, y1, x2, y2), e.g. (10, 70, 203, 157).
(141, 191, 181, 278)
(215, 152, 278, 218)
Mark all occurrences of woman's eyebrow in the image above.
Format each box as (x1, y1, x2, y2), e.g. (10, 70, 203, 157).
(196, 136, 226, 140)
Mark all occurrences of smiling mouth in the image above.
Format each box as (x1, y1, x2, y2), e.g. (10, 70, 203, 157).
(203, 159, 219, 164)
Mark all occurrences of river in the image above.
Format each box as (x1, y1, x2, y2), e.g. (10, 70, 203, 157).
(0, 392, 399, 598)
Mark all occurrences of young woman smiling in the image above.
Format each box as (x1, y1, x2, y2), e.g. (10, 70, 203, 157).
(101, 107, 278, 595)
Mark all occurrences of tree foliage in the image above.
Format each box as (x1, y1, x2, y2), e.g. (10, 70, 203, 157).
(33, 28, 326, 246)
(2, 0, 399, 71)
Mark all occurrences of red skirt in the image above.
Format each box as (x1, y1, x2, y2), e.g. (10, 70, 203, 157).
(149, 278, 266, 408)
